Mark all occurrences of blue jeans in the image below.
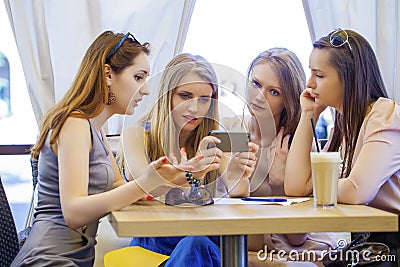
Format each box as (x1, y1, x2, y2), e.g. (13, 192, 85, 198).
(131, 236, 220, 267)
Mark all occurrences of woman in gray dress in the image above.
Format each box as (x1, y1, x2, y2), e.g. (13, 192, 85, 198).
(11, 31, 190, 267)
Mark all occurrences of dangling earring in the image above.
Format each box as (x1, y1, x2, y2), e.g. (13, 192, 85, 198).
(107, 91, 116, 105)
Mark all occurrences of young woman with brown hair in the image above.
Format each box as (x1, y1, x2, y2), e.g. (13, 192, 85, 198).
(12, 31, 190, 267)
(285, 29, 400, 265)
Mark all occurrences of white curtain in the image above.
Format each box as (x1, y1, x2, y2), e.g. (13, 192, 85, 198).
(302, 0, 400, 101)
(4, 0, 196, 133)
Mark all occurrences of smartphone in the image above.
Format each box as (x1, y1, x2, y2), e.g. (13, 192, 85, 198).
(208, 130, 250, 152)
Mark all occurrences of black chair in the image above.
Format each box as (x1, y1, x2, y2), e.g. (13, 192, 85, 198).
(0, 176, 19, 266)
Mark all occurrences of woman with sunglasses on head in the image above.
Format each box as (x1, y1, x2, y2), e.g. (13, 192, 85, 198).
(221, 48, 347, 265)
(121, 53, 258, 266)
(285, 29, 400, 264)
(11, 31, 192, 267)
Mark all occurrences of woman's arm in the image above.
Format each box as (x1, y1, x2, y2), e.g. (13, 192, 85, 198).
(57, 118, 180, 229)
(268, 128, 290, 196)
(284, 88, 326, 196)
(338, 100, 400, 204)
(338, 141, 396, 204)
(218, 142, 259, 197)
(284, 112, 315, 196)
(121, 124, 152, 180)
(122, 124, 190, 196)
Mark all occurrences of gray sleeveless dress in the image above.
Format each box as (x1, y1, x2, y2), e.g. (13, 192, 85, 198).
(11, 120, 114, 267)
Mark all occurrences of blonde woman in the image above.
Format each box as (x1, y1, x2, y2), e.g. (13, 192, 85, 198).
(122, 53, 258, 197)
(121, 53, 258, 266)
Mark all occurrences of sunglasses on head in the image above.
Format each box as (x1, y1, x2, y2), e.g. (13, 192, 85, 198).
(165, 187, 214, 206)
(106, 32, 141, 62)
(329, 28, 353, 53)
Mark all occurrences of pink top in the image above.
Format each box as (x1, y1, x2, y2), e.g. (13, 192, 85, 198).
(222, 116, 349, 256)
(337, 97, 400, 214)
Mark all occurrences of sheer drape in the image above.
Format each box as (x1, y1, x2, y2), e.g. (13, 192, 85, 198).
(4, 0, 196, 132)
(303, 0, 400, 101)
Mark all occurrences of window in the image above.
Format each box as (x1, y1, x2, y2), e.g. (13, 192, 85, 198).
(0, 51, 10, 117)
(0, 3, 37, 145)
(183, 0, 312, 115)
(0, 1, 38, 231)
(183, 0, 332, 137)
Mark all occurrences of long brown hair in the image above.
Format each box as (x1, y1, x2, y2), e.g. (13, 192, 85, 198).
(31, 31, 150, 159)
(313, 29, 388, 177)
(247, 48, 305, 143)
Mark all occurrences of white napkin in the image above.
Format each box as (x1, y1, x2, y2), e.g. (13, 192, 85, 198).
(213, 197, 310, 206)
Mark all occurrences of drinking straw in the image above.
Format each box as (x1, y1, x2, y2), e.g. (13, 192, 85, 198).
(310, 118, 320, 152)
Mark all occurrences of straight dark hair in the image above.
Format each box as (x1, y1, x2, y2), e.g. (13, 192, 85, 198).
(313, 29, 388, 177)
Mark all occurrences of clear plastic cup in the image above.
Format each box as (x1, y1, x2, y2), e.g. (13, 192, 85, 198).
(310, 152, 340, 208)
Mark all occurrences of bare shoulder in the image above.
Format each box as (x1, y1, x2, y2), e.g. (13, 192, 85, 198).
(61, 117, 90, 135)
(56, 117, 91, 155)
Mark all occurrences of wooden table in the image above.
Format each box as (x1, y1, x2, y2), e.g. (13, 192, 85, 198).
(109, 198, 398, 267)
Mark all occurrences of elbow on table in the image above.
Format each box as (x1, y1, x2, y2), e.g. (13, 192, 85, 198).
(338, 192, 371, 206)
(228, 182, 250, 198)
(284, 187, 310, 197)
(338, 179, 375, 205)
(284, 173, 312, 197)
(229, 190, 249, 198)
(284, 181, 312, 197)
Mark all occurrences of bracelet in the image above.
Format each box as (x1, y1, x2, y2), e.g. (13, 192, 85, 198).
(185, 171, 201, 187)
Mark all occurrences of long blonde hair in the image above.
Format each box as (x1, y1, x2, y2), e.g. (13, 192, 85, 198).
(31, 31, 150, 159)
(141, 53, 219, 183)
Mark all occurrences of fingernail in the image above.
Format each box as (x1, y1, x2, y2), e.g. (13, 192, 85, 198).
(162, 157, 167, 163)
(147, 195, 153, 201)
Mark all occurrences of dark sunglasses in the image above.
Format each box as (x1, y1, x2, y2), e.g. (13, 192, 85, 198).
(329, 28, 353, 53)
(106, 32, 141, 62)
(165, 187, 214, 206)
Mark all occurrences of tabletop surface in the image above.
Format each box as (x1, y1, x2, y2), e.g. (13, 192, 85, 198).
(109, 198, 398, 237)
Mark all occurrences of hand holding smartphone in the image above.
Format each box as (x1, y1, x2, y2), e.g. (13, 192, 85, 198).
(208, 130, 250, 152)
